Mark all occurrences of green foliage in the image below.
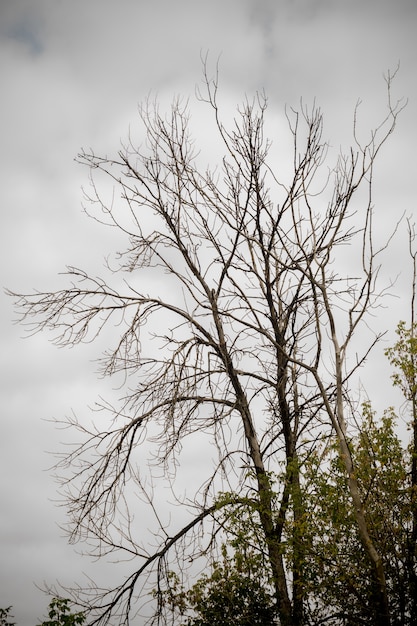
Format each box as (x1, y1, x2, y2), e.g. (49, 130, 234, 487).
(386, 320, 417, 402)
(37, 598, 85, 626)
(165, 405, 414, 624)
(300, 403, 411, 625)
(0, 600, 85, 626)
(0, 607, 15, 626)
(166, 545, 276, 626)
(386, 320, 417, 623)
(186, 552, 275, 625)
(160, 487, 280, 624)
(213, 490, 271, 558)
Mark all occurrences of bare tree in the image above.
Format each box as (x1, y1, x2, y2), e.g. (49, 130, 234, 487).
(8, 66, 404, 625)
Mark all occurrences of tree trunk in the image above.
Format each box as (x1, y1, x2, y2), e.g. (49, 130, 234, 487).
(409, 394, 417, 625)
(213, 295, 294, 625)
(335, 376, 391, 625)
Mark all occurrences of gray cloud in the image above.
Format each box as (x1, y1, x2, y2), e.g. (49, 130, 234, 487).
(1, 1, 416, 624)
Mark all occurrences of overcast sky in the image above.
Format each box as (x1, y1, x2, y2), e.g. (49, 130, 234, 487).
(1, 1, 417, 624)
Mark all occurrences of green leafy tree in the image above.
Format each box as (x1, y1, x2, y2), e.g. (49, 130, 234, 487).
(164, 545, 276, 626)
(0, 599, 84, 626)
(37, 598, 85, 626)
(183, 400, 413, 626)
(184, 547, 276, 626)
(386, 320, 417, 624)
(299, 403, 411, 625)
